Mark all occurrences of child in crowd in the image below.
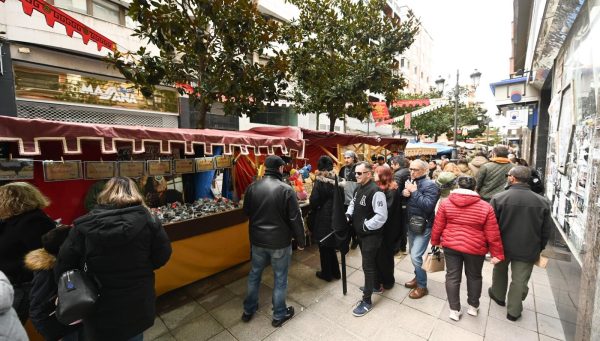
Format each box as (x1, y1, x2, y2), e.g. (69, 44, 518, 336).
(25, 225, 82, 341)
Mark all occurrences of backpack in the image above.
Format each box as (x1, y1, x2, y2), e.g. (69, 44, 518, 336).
(529, 168, 544, 195)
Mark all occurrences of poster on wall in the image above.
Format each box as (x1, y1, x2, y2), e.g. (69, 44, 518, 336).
(118, 161, 145, 178)
(195, 157, 215, 172)
(0, 159, 34, 180)
(557, 85, 575, 174)
(147, 160, 172, 176)
(43, 161, 82, 181)
(85, 161, 117, 180)
(173, 159, 195, 174)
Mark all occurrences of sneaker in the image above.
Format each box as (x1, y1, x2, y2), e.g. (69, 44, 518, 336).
(352, 300, 372, 317)
(467, 305, 479, 316)
(449, 309, 462, 321)
(272, 306, 295, 327)
(359, 285, 384, 294)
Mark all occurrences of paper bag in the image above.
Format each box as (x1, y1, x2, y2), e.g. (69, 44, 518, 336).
(423, 252, 445, 273)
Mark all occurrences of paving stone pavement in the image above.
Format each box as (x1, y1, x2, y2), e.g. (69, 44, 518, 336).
(148, 244, 570, 341)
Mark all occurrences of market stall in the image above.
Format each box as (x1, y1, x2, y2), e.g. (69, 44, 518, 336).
(0, 116, 305, 295)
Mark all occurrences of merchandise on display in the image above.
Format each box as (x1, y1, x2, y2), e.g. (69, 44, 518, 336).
(150, 197, 240, 224)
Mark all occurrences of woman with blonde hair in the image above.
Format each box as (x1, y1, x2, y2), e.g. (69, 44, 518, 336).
(0, 182, 55, 323)
(55, 177, 172, 341)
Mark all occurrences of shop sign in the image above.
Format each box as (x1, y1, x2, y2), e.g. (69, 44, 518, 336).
(195, 157, 214, 172)
(14, 66, 178, 113)
(85, 161, 116, 180)
(43, 160, 82, 181)
(0, 159, 34, 180)
(173, 159, 195, 174)
(214, 155, 233, 169)
(147, 160, 172, 176)
(118, 161, 145, 178)
(505, 109, 528, 128)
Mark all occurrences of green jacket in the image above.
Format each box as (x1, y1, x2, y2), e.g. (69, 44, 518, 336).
(476, 158, 513, 201)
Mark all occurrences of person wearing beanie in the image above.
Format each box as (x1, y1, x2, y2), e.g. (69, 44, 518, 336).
(242, 155, 305, 327)
(25, 225, 82, 340)
(309, 156, 343, 282)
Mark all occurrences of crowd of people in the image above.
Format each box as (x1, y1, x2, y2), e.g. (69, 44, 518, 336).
(0, 145, 552, 339)
(240, 145, 552, 326)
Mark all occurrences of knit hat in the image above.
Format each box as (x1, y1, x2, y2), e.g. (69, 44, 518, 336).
(41, 225, 71, 255)
(317, 156, 334, 171)
(265, 155, 285, 170)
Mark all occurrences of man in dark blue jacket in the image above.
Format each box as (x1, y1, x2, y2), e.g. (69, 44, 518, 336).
(402, 159, 440, 299)
(242, 155, 305, 327)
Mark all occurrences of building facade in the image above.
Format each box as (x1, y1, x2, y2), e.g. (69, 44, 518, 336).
(492, 1, 600, 339)
(0, 0, 181, 128)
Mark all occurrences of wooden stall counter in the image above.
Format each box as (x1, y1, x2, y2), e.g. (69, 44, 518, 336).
(155, 208, 250, 296)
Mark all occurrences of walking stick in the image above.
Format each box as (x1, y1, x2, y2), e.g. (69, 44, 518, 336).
(341, 251, 347, 295)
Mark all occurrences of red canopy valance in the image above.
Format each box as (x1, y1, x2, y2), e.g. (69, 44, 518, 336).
(0, 116, 305, 157)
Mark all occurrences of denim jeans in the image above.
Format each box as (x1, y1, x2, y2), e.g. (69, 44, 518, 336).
(408, 228, 431, 288)
(243, 245, 292, 320)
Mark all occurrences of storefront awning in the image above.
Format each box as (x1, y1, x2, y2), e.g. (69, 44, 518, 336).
(0, 116, 305, 157)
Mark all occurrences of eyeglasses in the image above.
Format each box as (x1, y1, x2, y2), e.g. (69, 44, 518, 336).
(409, 168, 422, 172)
(355, 171, 370, 176)
(505, 173, 512, 177)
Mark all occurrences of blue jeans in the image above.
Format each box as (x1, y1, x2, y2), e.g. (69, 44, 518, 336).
(408, 228, 432, 288)
(243, 245, 292, 320)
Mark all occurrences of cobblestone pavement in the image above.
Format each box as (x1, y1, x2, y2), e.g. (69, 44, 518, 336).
(147, 244, 571, 341)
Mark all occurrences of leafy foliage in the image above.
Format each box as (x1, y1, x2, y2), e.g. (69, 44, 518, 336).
(107, 0, 289, 128)
(286, 0, 419, 131)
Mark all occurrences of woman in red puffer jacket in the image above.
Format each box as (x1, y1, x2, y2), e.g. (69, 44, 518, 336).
(431, 176, 504, 322)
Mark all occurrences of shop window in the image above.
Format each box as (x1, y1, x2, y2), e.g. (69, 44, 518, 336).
(54, 0, 88, 13)
(250, 106, 297, 126)
(92, 0, 121, 24)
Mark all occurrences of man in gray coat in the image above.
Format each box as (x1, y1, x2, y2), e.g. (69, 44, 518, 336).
(488, 166, 552, 321)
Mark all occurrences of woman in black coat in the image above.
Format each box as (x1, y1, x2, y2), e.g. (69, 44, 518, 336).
(309, 156, 342, 282)
(55, 177, 172, 341)
(0, 182, 55, 323)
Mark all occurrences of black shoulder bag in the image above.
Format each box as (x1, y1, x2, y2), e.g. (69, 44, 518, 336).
(55, 239, 99, 325)
(408, 215, 427, 234)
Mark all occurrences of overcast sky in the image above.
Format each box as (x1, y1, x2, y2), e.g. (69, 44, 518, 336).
(401, 0, 514, 116)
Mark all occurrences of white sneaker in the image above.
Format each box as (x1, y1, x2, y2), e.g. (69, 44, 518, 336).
(467, 305, 479, 316)
(449, 309, 462, 321)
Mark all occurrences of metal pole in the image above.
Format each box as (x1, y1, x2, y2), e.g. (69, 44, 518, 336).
(486, 121, 490, 151)
(453, 69, 459, 159)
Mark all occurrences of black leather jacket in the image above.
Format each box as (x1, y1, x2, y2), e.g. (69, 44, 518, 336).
(243, 173, 305, 249)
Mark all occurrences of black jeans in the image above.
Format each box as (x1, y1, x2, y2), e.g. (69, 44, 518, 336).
(359, 234, 382, 304)
(444, 247, 485, 311)
(375, 239, 395, 288)
(393, 207, 407, 252)
(318, 244, 340, 280)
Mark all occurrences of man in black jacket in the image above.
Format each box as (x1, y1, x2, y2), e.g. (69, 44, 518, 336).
(241, 155, 305, 327)
(391, 156, 410, 254)
(346, 161, 387, 317)
(489, 166, 552, 321)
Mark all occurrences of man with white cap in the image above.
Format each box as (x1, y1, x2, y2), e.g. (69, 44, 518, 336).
(241, 155, 305, 327)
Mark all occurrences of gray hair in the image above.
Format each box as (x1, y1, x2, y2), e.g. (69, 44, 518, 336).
(509, 166, 531, 183)
(355, 161, 373, 171)
(493, 146, 509, 158)
(410, 159, 428, 170)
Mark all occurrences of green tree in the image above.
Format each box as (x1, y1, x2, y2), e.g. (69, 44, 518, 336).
(107, 0, 289, 128)
(286, 0, 419, 131)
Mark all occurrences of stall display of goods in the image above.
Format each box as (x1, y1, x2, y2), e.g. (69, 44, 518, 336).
(151, 198, 240, 224)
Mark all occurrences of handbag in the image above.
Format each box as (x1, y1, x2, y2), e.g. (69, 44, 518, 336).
(408, 215, 427, 234)
(56, 267, 99, 325)
(423, 251, 445, 273)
